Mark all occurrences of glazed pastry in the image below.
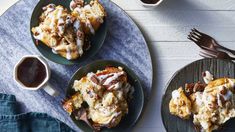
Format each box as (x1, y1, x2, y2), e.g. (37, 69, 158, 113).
(71, 0, 106, 34)
(32, 4, 85, 60)
(62, 67, 134, 130)
(62, 92, 83, 115)
(192, 78, 235, 132)
(169, 87, 192, 119)
(169, 74, 235, 132)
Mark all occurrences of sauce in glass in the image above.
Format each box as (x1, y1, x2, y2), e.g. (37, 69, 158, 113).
(17, 58, 46, 87)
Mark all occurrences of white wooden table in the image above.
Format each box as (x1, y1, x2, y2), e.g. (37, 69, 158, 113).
(1, 0, 235, 131)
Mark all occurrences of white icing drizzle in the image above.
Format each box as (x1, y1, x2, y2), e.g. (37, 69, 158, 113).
(76, 38, 84, 55)
(43, 4, 56, 16)
(222, 90, 232, 101)
(49, 13, 56, 30)
(73, 20, 81, 31)
(84, 4, 103, 23)
(74, 7, 82, 14)
(57, 18, 65, 35)
(57, 8, 63, 18)
(104, 72, 124, 85)
(87, 70, 132, 92)
(104, 111, 122, 124)
(73, 4, 100, 34)
(86, 20, 95, 34)
(48, 7, 64, 31)
(66, 46, 72, 60)
(172, 90, 180, 99)
(70, 0, 76, 11)
(203, 71, 214, 84)
(73, 20, 84, 56)
(109, 82, 123, 90)
(195, 92, 203, 106)
(217, 92, 223, 107)
(33, 27, 43, 40)
(228, 79, 235, 88)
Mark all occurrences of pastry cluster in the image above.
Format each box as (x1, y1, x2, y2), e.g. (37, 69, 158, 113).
(62, 67, 134, 131)
(169, 71, 235, 132)
(31, 0, 105, 60)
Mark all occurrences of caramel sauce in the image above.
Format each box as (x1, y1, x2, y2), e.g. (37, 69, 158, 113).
(17, 58, 46, 88)
(141, 0, 159, 4)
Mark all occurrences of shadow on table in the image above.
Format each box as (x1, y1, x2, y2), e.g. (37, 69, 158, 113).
(151, 0, 235, 41)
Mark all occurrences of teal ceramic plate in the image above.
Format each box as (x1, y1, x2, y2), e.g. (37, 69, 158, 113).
(66, 60, 144, 132)
(30, 0, 107, 65)
(161, 58, 235, 132)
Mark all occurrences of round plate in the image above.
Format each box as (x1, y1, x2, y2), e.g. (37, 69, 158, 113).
(30, 0, 108, 65)
(161, 58, 235, 132)
(66, 60, 144, 132)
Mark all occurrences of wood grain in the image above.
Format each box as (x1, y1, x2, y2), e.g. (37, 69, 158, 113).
(1, 0, 235, 132)
(127, 11, 235, 42)
(112, 0, 235, 11)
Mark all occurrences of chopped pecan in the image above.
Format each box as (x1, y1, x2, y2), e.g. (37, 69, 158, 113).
(76, 30, 84, 39)
(185, 82, 206, 95)
(185, 83, 194, 94)
(220, 86, 228, 95)
(90, 75, 99, 84)
(193, 83, 206, 92)
(34, 31, 39, 36)
(74, 0, 84, 6)
(202, 71, 206, 77)
(218, 95, 226, 107)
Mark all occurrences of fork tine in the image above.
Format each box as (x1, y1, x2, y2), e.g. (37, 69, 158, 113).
(192, 28, 202, 34)
(193, 28, 208, 37)
(189, 33, 199, 40)
(187, 35, 198, 43)
(190, 32, 201, 39)
(191, 29, 202, 37)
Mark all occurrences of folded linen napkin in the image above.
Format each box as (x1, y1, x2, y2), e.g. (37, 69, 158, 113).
(0, 93, 75, 132)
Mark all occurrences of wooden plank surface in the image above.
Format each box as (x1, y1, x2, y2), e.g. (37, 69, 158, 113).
(127, 11, 235, 42)
(0, 0, 19, 15)
(1, 0, 235, 132)
(112, 0, 235, 11)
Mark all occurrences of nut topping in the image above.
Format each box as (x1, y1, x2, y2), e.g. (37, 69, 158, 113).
(76, 30, 84, 39)
(90, 75, 99, 84)
(220, 86, 228, 95)
(202, 72, 206, 77)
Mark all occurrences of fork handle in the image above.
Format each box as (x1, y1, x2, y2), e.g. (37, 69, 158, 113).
(217, 46, 235, 55)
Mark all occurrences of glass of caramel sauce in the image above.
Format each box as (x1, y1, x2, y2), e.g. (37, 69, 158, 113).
(13, 55, 58, 96)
